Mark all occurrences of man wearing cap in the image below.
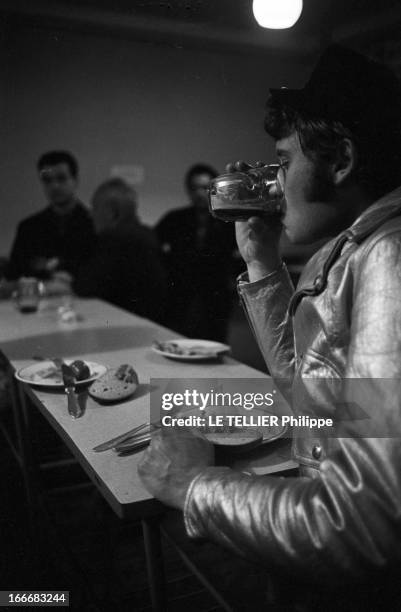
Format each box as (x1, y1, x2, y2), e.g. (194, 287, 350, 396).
(139, 46, 401, 606)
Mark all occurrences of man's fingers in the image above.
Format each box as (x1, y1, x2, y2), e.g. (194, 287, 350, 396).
(137, 446, 152, 475)
(234, 160, 251, 171)
(225, 160, 253, 173)
(248, 215, 282, 233)
(248, 216, 268, 233)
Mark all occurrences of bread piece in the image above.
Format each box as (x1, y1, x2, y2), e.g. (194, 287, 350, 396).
(89, 364, 139, 403)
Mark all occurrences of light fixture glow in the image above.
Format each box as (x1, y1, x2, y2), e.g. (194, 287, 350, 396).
(252, 0, 303, 29)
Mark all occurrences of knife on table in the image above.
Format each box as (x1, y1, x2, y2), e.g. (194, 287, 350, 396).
(93, 422, 161, 452)
(61, 363, 83, 419)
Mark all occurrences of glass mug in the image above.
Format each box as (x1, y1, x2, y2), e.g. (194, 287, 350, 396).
(13, 277, 41, 313)
(208, 163, 284, 222)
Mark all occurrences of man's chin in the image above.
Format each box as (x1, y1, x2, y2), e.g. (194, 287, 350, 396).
(51, 198, 75, 209)
(284, 227, 319, 245)
(283, 227, 302, 244)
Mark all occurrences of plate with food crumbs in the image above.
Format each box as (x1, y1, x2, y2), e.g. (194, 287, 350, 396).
(15, 360, 107, 387)
(152, 339, 230, 361)
(89, 364, 139, 403)
(180, 406, 287, 451)
(204, 428, 263, 451)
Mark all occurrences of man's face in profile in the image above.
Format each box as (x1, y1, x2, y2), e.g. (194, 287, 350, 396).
(189, 172, 213, 210)
(39, 162, 77, 207)
(276, 132, 349, 244)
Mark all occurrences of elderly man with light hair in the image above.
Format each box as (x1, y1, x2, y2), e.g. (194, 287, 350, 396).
(74, 178, 167, 323)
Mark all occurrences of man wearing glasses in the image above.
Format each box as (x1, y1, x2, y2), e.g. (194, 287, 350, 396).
(5, 150, 95, 283)
(139, 46, 401, 608)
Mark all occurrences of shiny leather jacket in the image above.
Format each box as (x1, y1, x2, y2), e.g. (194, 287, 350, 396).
(184, 187, 401, 583)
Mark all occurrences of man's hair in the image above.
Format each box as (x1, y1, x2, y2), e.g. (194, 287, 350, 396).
(264, 99, 401, 200)
(92, 177, 138, 226)
(185, 163, 218, 192)
(37, 151, 79, 179)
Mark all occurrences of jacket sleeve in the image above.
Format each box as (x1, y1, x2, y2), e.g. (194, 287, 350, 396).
(237, 262, 295, 400)
(184, 233, 401, 582)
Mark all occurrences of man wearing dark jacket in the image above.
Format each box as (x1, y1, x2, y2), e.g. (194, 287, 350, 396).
(156, 164, 239, 341)
(5, 150, 95, 281)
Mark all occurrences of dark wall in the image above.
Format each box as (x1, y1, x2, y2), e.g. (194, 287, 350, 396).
(0, 19, 307, 253)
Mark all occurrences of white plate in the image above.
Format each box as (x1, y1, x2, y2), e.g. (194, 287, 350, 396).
(152, 339, 230, 361)
(15, 360, 108, 387)
(184, 406, 287, 449)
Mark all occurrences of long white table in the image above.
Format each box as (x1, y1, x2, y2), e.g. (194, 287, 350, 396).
(0, 297, 274, 516)
(0, 297, 294, 610)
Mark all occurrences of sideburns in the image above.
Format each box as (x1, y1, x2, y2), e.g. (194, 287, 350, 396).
(306, 159, 336, 202)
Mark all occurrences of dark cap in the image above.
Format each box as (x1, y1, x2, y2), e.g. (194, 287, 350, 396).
(269, 44, 401, 133)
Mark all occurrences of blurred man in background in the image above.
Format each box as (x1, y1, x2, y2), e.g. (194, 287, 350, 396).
(5, 150, 95, 283)
(74, 178, 167, 323)
(156, 163, 239, 341)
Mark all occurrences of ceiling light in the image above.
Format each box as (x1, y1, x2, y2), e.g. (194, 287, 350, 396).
(252, 0, 303, 29)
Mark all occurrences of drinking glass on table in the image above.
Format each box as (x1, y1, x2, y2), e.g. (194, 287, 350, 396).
(45, 272, 78, 324)
(57, 296, 78, 324)
(13, 277, 41, 313)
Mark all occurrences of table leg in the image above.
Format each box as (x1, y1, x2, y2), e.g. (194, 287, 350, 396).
(141, 516, 167, 611)
(9, 378, 40, 538)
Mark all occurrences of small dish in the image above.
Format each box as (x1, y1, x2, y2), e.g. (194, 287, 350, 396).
(204, 428, 263, 452)
(15, 360, 107, 387)
(183, 405, 287, 451)
(152, 339, 230, 361)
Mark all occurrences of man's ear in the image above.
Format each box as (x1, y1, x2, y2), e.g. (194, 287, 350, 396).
(332, 138, 357, 187)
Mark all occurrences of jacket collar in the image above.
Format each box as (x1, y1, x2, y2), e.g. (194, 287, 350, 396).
(288, 185, 401, 316)
(346, 185, 401, 244)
